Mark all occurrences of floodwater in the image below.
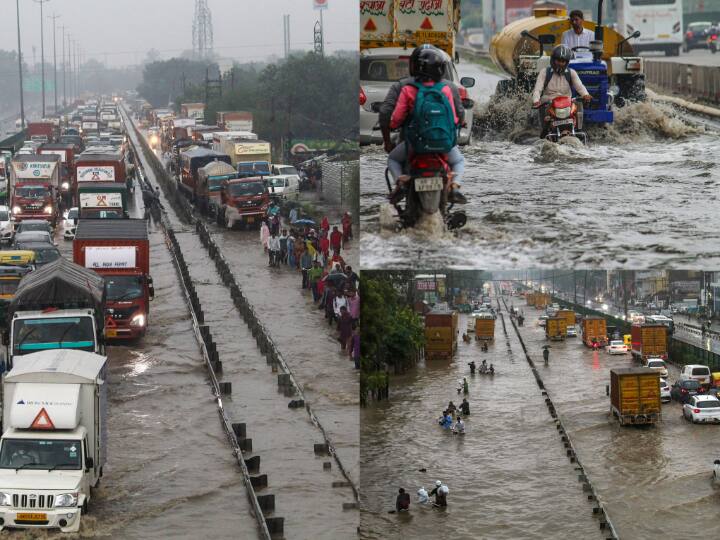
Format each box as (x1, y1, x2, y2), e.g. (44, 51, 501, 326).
(513, 300, 720, 538)
(123, 110, 359, 539)
(359, 304, 604, 540)
(360, 63, 720, 269)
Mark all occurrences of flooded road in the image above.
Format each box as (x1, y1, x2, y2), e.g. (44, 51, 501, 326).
(514, 301, 720, 538)
(360, 304, 603, 539)
(360, 62, 720, 269)
(50, 184, 255, 538)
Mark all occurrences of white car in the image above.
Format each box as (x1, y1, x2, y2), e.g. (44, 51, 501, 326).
(566, 325, 577, 337)
(265, 174, 300, 200)
(606, 340, 627, 354)
(0, 205, 12, 243)
(683, 395, 720, 424)
(63, 207, 79, 240)
(659, 378, 671, 403)
(537, 315, 548, 327)
(680, 364, 712, 386)
(645, 357, 669, 378)
(359, 47, 476, 146)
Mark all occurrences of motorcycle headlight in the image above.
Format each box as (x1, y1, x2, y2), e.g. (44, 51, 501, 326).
(43, 205, 53, 215)
(130, 314, 145, 327)
(0, 492, 12, 506)
(11, 206, 21, 215)
(54, 493, 78, 508)
(61, 182, 70, 190)
(555, 107, 571, 119)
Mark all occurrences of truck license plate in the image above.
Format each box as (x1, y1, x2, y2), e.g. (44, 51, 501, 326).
(106, 329, 118, 338)
(17, 513, 47, 521)
(415, 177, 443, 192)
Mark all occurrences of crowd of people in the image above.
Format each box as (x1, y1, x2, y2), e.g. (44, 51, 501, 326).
(259, 207, 360, 367)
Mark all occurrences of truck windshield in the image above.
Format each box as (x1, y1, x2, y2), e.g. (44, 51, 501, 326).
(267, 178, 287, 188)
(15, 186, 48, 199)
(0, 439, 82, 470)
(105, 275, 143, 301)
(13, 316, 95, 355)
(238, 162, 269, 176)
(229, 182, 265, 196)
(275, 166, 298, 175)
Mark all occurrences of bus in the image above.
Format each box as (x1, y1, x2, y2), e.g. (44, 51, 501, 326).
(610, 0, 684, 56)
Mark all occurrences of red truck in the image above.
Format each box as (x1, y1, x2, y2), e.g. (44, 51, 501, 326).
(75, 150, 128, 201)
(73, 219, 154, 340)
(219, 176, 269, 229)
(27, 121, 56, 143)
(38, 143, 77, 206)
(9, 154, 61, 225)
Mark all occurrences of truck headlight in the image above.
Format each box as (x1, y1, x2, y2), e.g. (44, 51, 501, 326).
(11, 206, 20, 215)
(0, 492, 12, 506)
(54, 493, 78, 508)
(43, 205, 53, 215)
(130, 314, 145, 327)
(61, 182, 70, 190)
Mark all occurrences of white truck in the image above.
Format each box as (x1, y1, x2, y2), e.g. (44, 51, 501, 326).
(0, 349, 107, 532)
(4, 258, 106, 371)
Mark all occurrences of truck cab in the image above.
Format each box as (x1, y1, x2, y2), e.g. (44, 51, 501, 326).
(77, 182, 128, 219)
(9, 155, 61, 227)
(0, 350, 107, 533)
(220, 177, 269, 229)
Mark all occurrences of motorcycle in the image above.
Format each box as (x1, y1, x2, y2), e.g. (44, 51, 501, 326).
(538, 96, 587, 145)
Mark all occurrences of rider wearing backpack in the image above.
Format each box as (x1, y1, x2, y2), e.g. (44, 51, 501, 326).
(532, 45, 592, 138)
(386, 47, 467, 205)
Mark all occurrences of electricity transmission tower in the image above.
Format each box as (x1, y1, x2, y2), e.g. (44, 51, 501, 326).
(192, 0, 214, 60)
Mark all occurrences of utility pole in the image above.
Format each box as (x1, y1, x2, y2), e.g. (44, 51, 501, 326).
(283, 14, 291, 58)
(16, 0, 26, 129)
(49, 13, 60, 113)
(60, 25, 66, 107)
(76, 43, 80, 99)
(34, 0, 51, 118)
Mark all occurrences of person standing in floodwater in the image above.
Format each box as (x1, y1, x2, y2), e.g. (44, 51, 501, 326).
(429, 480, 449, 507)
(396, 488, 411, 512)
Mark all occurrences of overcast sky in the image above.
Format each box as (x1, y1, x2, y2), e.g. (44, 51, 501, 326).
(3, 0, 358, 67)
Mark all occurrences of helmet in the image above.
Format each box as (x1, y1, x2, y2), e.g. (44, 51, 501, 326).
(435, 480, 442, 487)
(550, 45, 572, 74)
(409, 44, 438, 76)
(415, 48, 445, 82)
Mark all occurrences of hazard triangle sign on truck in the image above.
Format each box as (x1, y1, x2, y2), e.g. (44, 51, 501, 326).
(31, 408, 55, 430)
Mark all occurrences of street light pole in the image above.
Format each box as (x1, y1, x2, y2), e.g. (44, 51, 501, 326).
(34, 0, 51, 118)
(15, 0, 26, 129)
(60, 25, 66, 107)
(49, 13, 60, 114)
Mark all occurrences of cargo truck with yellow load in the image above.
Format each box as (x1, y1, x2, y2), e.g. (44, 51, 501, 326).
(610, 367, 661, 426)
(424, 308, 458, 360)
(545, 317, 567, 340)
(489, 2, 645, 128)
(474, 312, 495, 341)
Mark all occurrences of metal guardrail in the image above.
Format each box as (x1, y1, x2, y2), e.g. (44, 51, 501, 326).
(645, 60, 720, 105)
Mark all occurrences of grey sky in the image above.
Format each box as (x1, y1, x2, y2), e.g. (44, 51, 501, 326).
(4, 0, 358, 67)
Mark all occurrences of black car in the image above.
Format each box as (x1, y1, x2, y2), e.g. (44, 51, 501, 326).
(671, 379, 702, 404)
(684, 21, 712, 51)
(14, 241, 61, 267)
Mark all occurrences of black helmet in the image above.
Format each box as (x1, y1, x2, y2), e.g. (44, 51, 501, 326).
(409, 44, 438, 76)
(415, 48, 445, 82)
(550, 45, 572, 74)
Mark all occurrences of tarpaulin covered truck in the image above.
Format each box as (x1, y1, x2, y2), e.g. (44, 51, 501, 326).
(9, 154, 61, 226)
(0, 349, 107, 532)
(610, 367, 661, 426)
(73, 219, 153, 340)
(5, 258, 106, 370)
(630, 323, 668, 361)
(179, 147, 232, 201)
(424, 308, 458, 360)
(197, 161, 238, 217)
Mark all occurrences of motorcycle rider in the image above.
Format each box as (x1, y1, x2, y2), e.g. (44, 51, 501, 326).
(532, 45, 592, 138)
(379, 44, 467, 205)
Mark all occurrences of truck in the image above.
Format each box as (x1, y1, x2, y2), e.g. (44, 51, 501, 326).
(75, 151, 127, 201)
(232, 140, 272, 169)
(5, 257, 106, 371)
(630, 323, 668, 361)
(360, 0, 461, 58)
(9, 154, 61, 226)
(179, 147, 232, 201)
(170, 118, 196, 143)
(545, 317, 567, 341)
(26, 122, 56, 144)
(212, 132, 260, 166)
(582, 316, 608, 348)
(0, 349, 107, 532)
(556, 309, 576, 328)
(526, 292, 536, 306)
(180, 103, 205, 122)
(474, 313, 495, 341)
(197, 161, 238, 217)
(38, 143, 77, 206)
(219, 177, 270, 229)
(424, 308, 458, 360)
(77, 183, 129, 219)
(73, 219, 153, 340)
(534, 293, 550, 309)
(609, 367, 661, 426)
(216, 111, 254, 132)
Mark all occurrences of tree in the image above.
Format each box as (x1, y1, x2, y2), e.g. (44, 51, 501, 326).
(137, 58, 216, 107)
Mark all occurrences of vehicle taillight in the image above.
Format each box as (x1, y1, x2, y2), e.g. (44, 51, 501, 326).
(693, 408, 700, 414)
(359, 87, 367, 106)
